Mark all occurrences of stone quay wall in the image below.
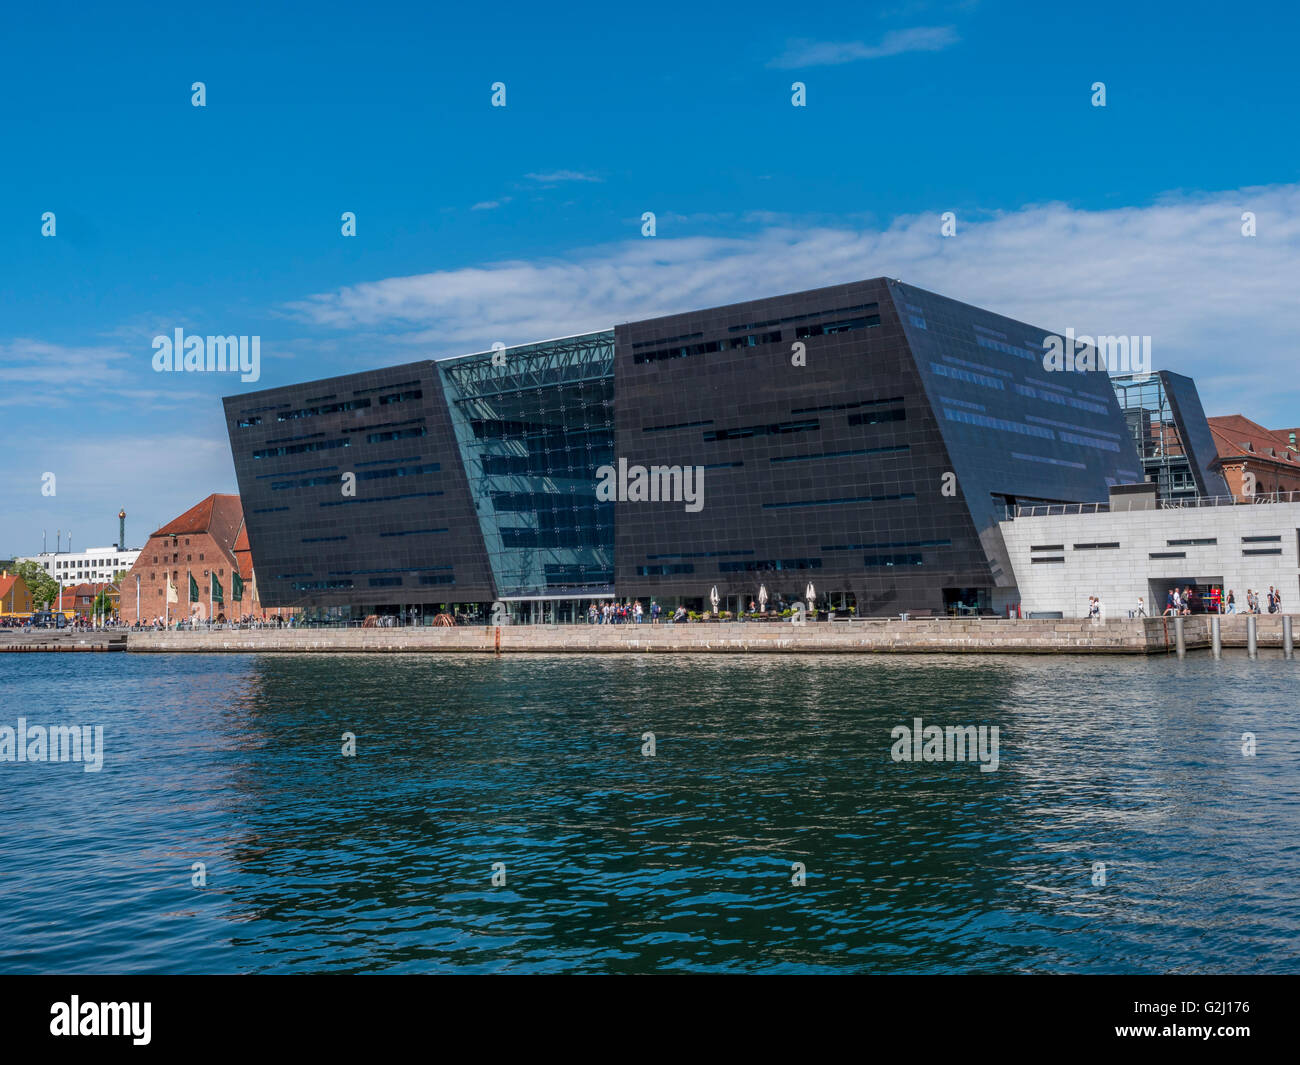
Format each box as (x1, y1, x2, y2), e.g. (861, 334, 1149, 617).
(116, 616, 1292, 655)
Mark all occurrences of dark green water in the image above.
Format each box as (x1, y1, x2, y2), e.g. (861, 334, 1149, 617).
(1, 652, 1297, 973)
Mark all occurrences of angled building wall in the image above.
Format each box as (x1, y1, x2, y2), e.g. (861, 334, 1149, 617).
(612, 279, 989, 615)
(894, 281, 1145, 591)
(223, 361, 495, 614)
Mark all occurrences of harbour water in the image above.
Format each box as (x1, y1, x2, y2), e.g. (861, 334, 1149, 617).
(1, 652, 1297, 974)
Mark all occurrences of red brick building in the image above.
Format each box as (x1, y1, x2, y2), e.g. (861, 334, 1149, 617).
(119, 494, 293, 625)
(1207, 415, 1300, 501)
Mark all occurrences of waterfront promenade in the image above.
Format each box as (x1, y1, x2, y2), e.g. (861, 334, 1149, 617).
(0, 631, 127, 653)
(119, 616, 1297, 655)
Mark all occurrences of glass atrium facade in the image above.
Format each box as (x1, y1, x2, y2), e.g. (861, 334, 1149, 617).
(439, 332, 616, 603)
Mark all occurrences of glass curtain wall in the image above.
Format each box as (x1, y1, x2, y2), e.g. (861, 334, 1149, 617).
(439, 333, 616, 609)
(1112, 373, 1198, 502)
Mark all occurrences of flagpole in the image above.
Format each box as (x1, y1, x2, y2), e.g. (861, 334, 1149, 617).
(208, 571, 212, 627)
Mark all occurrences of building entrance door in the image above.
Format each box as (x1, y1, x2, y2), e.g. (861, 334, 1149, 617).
(1149, 576, 1223, 615)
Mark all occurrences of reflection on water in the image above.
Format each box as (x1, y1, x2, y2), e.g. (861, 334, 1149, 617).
(1, 652, 1297, 973)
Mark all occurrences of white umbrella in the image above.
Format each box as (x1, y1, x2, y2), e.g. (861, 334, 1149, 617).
(710, 586, 719, 614)
(805, 581, 816, 605)
(758, 584, 768, 612)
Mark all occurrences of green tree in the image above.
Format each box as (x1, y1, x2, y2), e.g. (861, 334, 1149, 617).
(13, 560, 59, 610)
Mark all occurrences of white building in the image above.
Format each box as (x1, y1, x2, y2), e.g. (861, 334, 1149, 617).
(1000, 489, 1299, 619)
(17, 546, 142, 586)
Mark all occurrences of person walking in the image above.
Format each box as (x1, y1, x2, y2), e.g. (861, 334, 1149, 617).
(1268, 586, 1278, 614)
(1226, 590, 1236, 614)
(1136, 596, 1146, 618)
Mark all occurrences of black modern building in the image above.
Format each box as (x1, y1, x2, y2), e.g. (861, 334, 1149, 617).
(224, 278, 1145, 620)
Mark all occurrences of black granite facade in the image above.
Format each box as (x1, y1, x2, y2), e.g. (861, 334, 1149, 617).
(223, 360, 495, 618)
(895, 281, 1145, 596)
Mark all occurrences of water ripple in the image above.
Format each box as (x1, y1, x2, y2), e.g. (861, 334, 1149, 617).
(1, 651, 1297, 973)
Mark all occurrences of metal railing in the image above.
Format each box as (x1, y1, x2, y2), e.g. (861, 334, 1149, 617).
(1157, 490, 1300, 509)
(1011, 502, 1111, 518)
(1012, 491, 1300, 519)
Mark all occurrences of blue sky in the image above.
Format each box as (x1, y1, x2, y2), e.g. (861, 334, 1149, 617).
(2, 0, 1298, 555)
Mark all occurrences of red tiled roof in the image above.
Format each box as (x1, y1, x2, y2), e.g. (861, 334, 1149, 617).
(1207, 415, 1300, 466)
(153, 493, 242, 537)
(149, 494, 245, 566)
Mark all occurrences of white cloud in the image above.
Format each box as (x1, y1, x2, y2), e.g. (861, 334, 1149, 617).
(524, 170, 603, 184)
(770, 25, 959, 68)
(0, 337, 252, 411)
(284, 183, 1300, 418)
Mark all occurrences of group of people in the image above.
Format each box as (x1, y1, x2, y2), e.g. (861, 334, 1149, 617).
(1145, 585, 1285, 617)
(136, 613, 295, 630)
(588, 601, 663, 624)
(1241, 587, 1283, 614)
(1098, 584, 1290, 618)
(1160, 586, 1203, 616)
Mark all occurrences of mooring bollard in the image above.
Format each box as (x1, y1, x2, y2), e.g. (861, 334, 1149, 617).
(1247, 614, 1258, 659)
(1211, 614, 1221, 659)
(1284, 615, 1294, 659)
(1174, 615, 1186, 658)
